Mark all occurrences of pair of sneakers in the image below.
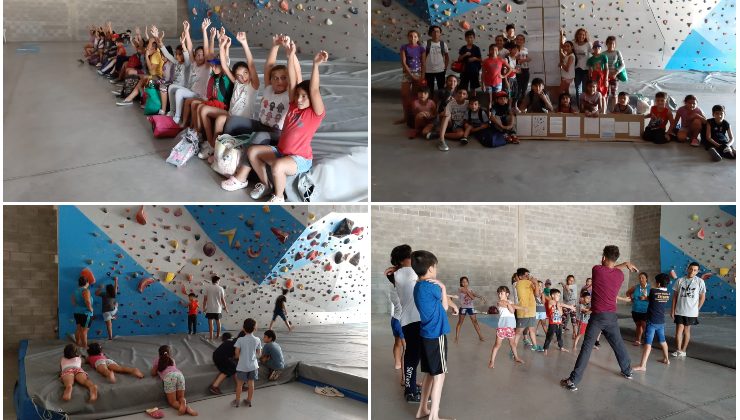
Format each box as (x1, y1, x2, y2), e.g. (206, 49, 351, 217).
(671, 350, 687, 357)
(231, 399, 252, 408)
(221, 177, 284, 202)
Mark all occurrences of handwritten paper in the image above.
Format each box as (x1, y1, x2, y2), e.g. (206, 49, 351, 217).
(517, 115, 532, 136)
(549, 116, 563, 134)
(532, 115, 548, 136)
(629, 122, 641, 137)
(566, 117, 581, 137)
(615, 121, 629, 134)
(600, 118, 615, 139)
(584, 117, 600, 135)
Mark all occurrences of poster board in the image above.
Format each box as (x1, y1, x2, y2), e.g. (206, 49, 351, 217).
(516, 113, 646, 142)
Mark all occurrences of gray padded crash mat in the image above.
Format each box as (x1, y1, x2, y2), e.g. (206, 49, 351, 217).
(20, 323, 367, 419)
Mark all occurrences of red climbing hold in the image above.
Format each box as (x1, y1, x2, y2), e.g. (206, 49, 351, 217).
(324, 263, 332, 271)
(332, 295, 341, 301)
(271, 227, 289, 243)
(351, 227, 364, 235)
(247, 246, 262, 258)
(307, 250, 319, 260)
(697, 227, 705, 240)
(138, 278, 155, 293)
(80, 267, 96, 286)
(136, 206, 147, 225)
(285, 278, 294, 289)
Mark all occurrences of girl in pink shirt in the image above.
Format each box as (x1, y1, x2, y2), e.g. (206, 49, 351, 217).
(151, 345, 198, 416)
(60, 344, 98, 402)
(87, 342, 144, 383)
(673, 95, 706, 146)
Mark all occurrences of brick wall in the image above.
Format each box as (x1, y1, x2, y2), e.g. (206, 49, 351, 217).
(4, 0, 181, 42)
(629, 206, 662, 288)
(372, 205, 637, 314)
(4, 206, 59, 351)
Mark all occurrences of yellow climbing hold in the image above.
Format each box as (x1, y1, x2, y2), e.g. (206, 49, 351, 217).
(164, 272, 176, 283)
(719, 267, 730, 276)
(281, 266, 289, 272)
(724, 244, 733, 250)
(579, 3, 586, 8)
(263, 206, 271, 213)
(214, 5, 221, 13)
(691, 214, 699, 221)
(219, 228, 237, 247)
(170, 240, 179, 249)
(297, 3, 304, 10)
(308, 213, 316, 221)
(191, 258, 201, 266)
(298, 283, 305, 290)
(478, 24, 485, 31)
(444, 9, 451, 16)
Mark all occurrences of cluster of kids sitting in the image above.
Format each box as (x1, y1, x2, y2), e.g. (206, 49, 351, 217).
(83, 20, 329, 201)
(397, 24, 735, 160)
(58, 319, 285, 414)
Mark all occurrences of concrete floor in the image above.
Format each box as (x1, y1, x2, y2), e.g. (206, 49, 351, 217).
(371, 316, 736, 419)
(371, 96, 736, 202)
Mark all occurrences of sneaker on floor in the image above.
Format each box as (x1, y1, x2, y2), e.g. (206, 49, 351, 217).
(221, 177, 249, 192)
(621, 370, 633, 380)
(197, 142, 214, 159)
(709, 148, 723, 162)
(78, 58, 85, 64)
(109, 79, 122, 84)
(172, 116, 181, 125)
(724, 146, 736, 158)
(111, 90, 121, 95)
(157, 110, 165, 115)
(267, 194, 285, 203)
(230, 399, 240, 408)
(250, 183, 272, 200)
(560, 378, 577, 391)
(116, 100, 133, 106)
(97, 70, 104, 75)
(460, 137, 469, 145)
(533, 345, 545, 352)
(690, 137, 700, 147)
(405, 392, 421, 403)
(424, 131, 433, 140)
(437, 139, 450, 151)
(594, 340, 601, 348)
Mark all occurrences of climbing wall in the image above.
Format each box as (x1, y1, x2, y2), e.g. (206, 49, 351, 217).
(189, 0, 367, 63)
(659, 205, 736, 316)
(559, 0, 734, 71)
(58, 205, 369, 339)
(371, 0, 528, 61)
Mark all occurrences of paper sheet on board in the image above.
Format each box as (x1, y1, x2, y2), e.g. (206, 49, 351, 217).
(517, 115, 532, 136)
(549, 116, 563, 134)
(584, 117, 600, 135)
(629, 122, 641, 137)
(566, 117, 581, 137)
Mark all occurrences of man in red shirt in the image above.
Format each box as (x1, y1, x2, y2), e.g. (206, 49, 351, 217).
(560, 245, 637, 391)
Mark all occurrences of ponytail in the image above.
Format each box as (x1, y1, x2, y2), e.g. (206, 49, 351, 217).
(157, 345, 173, 372)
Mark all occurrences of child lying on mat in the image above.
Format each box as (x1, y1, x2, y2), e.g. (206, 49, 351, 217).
(87, 342, 144, 383)
(60, 344, 98, 402)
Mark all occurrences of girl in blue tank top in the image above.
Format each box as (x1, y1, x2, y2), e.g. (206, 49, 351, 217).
(625, 272, 650, 345)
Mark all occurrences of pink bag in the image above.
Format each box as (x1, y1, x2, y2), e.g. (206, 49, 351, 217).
(148, 115, 183, 138)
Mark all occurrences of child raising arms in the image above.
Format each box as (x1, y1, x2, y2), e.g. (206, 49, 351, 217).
(455, 276, 486, 342)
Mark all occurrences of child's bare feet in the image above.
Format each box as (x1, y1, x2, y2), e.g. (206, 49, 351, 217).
(488, 360, 494, 368)
(133, 368, 145, 379)
(478, 336, 486, 342)
(544, 349, 548, 355)
(107, 372, 116, 383)
(659, 358, 670, 365)
(186, 406, 198, 416)
(560, 348, 569, 353)
(415, 404, 431, 419)
(179, 399, 188, 415)
(514, 358, 524, 364)
(88, 384, 98, 402)
(62, 386, 73, 401)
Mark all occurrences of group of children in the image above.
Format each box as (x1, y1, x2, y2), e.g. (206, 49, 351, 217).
(83, 20, 329, 201)
(397, 24, 735, 160)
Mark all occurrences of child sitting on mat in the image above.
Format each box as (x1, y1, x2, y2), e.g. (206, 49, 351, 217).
(151, 345, 198, 416)
(209, 331, 246, 394)
(60, 344, 98, 402)
(261, 329, 285, 380)
(87, 342, 144, 382)
(556, 93, 578, 113)
(490, 91, 519, 143)
(643, 92, 675, 144)
(233, 318, 262, 407)
(580, 80, 602, 117)
(673, 94, 706, 146)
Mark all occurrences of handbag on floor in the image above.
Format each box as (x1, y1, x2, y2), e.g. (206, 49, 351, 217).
(147, 115, 183, 138)
(166, 129, 200, 167)
(120, 75, 140, 99)
(210, 133, 255, 176)
(143, 82, 161, 115)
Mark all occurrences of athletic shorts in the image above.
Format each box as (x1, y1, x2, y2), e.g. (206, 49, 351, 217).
(579, 321, 588, 336)
(206, 312, 222, 320)
(497, 327, 515, 339)
(272, 310, 287, 322)
(631, 311, 648, 323)
(94, 358, 118, 369)
(420, 335, 448, 376)
(162, 371, 186, 393)
(103, 306, 118, 322)
(459, 308, 475, 316)
(215, 358, 237, 376)
(74, 313, 93, 328)
(516, 317, 536, 329)
(674, 315, 699, 326)
(60, 367, 87, 378)
(269, 146, 313, 174)
(391, 317, 404, 338)
(236, 369, 258, 381)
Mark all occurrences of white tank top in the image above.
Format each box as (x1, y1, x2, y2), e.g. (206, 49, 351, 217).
(498, 304, 516, 328)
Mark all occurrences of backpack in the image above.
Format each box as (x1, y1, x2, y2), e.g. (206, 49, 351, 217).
(210, 133, 255, 176)
(478, 128, 507, 148)
(119, 75, 140, 98)
(426, 39, 446, 59)
(466, 108, 487, 125)
(166, 129, 200, 167)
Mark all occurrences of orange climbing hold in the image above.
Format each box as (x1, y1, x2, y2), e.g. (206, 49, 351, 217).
(285, 278, 294, 289)
(460, 20, 470, 30)
(332, 294, 341, 301)
(80, 267, 96, 286)
(247, 246, 262, 258)
(138, 278, 155, 293)
(136, 206, 147, 225)
(280, 0, 289, 12)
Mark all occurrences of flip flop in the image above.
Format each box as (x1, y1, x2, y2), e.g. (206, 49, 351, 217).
(314, 386, 344, 397)
(146, 407, 165, 419)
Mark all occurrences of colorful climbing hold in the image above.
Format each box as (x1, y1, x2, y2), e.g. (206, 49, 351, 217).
(332, 295, 341, 301)
(271, 227, 289, 243)
(191, 258, 201, 266)
(138, 278, 155, 293)
(170, 240, 179, 250)
(691, 214, 699, 221)
(247, 246, 262, 258)
(80, 267, 96, 286)
(203, 242, 216, 257)
(136, 206, 147, 225)
(697, 227, 705, 240)
(285, 278, 294, 289)
(725, 244, 733, 251)
(164, 272, 176, 283)
(219, 228, 237, 247)
(263, 206, 270, 213)
(719, 267, 730, 276)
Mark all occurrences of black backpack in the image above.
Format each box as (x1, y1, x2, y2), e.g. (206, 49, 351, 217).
(466, 107, 487, 124)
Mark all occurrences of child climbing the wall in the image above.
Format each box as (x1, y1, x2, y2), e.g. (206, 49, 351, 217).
(481, 44, 510, 110)
(704, 105, 736, 161)
(488, 286, 525, 368)
(225, 39, 327, 202)
(556, 93, 578, 113)
(397, 30, 425, 126)
(559, 41, 575, 95)
(94, 277, 118, 340)
(633, 273, 672, 371)
(611, 92, 635, 114)
(572, 291, 592, 351)
(603, 36, 626, 112)
(458, 30, 482, 96)
(490, 91, 518, 143)
(197, 31, 259, 159)
(204, 275, 229, 341)
(151, 345, 198, 415)
(542, 289, 576, 355)
(519, 78, 553, 113)
(436, 87, 468, 151)
(423, 25, 449, 94)
(269, 288, 293, 331)
(586, 41, 608, 113)
(454, 276, 486, 342)
(60, 344, 98, 402)
(187, 293, 199, 335)
(460, 98, 490, 147)
(87, 342, 144, 382)
(209, 332, 245, 394)
(643, 92, 675, 144)
(580, 81, 602, 117)
(261, 329, 285, 381)
(410, 87, 437, 139)
(673, 95, 706, 146)
(233, 318, 262, 407)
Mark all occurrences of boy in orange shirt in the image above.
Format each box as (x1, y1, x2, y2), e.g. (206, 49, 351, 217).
(188, 293, 199, 335)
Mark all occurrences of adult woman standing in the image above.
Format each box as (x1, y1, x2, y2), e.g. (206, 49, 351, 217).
(561, 28, 591, 107)
(625, 272, 651, 346)
(72, 277, 94, 350)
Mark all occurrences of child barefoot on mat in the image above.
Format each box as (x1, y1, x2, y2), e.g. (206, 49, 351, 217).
(233, 318, 262, 407)
(455, 276, 486, 342)
(60, 344, 98, 402)
(633, 273, 672, 372)
(488, 286, 525, 368)
(87, 342, 144, 382)
(151, 345, 198, 416)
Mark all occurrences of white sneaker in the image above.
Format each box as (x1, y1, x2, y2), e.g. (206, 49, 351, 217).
(111, 90, 121, 95)
(267, 194, 285, 203)
(116, 100, 133, 106)
(250, 183, 272, 200)
(157, 110, 165, 115)
(197, 142, 214, 159)
(670, 351, 686, 357)
(173, 116, 181, 124)
(437, 139, 450, 151)
(221, 176, 249, 191)
(167, 111, 175, 117)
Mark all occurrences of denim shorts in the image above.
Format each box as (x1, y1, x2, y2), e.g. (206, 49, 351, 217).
(484, 83, 502, 93)
(644, 322, 666, 345)
(270, 146, 312, 174)
(459, 308, 475, 316)
(236, 369, 258, 381)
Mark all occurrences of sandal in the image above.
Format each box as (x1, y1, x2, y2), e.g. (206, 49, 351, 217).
(209, 385, 222, 395)
(145, 407, 165, 419)
(221, 176, 248, 192)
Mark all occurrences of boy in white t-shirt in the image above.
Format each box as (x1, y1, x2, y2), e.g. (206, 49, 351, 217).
(670, 262, 706, 357)
(203, 276, 229, 340)
(233, 318, 262, 407)
(436, 87, 469, 151)
(422, 25, 449, 94)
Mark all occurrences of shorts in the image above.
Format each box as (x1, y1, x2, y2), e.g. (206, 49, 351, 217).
(60, 367, 87, 378)
(94, 358, 118, 369)
(496, 327, 515, 339)
(402, 71, 422, 83)
(391, 317, 404, 338)
(420, 335, 448, 376)
(206, 312, 222, 320)
(272, 310, 287, 322)
(103, 306, 118, 322)
(74, 313, 93, 328)
(674, 315, 699, 326)
(535, 312, 547, 320)
(631, 311, 648, 323)
(158, 80, 173, 93)
(578, 321, 588, 335)
(214, 358, 237, 377)
(484, 83, 502, 93)
(269, 146, 313, 174)
(236, 369, 258, 381)
(203, 99, 227, 110)
(459, 308, 475, 316)
(162, 371, 186, 393)
(224, 116, 281, 146)
(644, 322, 666, 344)
(515, 317, 536, 329)
(446, 121, 464, 132)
